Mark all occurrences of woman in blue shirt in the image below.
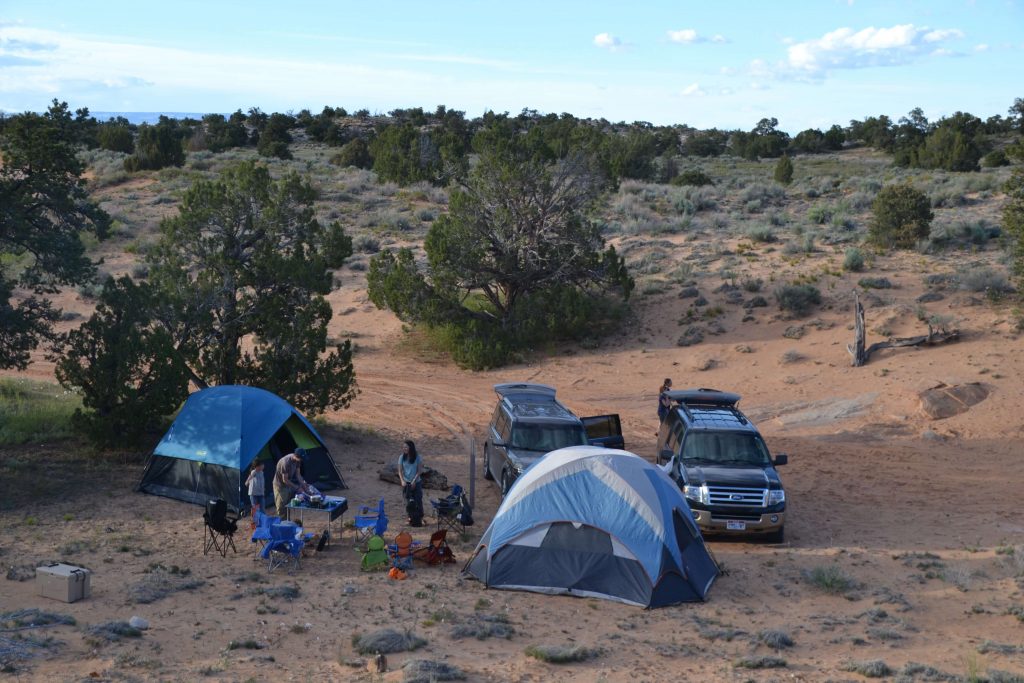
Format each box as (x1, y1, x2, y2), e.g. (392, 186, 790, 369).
(398, 440, 424, 525)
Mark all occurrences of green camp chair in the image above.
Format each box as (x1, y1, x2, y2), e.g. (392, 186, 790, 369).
(361, 535, 389, 571)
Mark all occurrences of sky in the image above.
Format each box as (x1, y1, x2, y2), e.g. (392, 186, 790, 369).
(0, 1, 1021, 133)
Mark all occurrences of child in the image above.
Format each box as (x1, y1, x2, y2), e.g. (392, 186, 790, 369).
(246, 460, 266, 521)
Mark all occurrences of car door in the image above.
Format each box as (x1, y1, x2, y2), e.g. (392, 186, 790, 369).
(581, 414, 624, 449)
(493, 406, 512, 481)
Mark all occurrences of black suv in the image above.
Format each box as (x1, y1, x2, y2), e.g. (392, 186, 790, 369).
(656, 389, 788, 542)
(484, 383, 623, 496)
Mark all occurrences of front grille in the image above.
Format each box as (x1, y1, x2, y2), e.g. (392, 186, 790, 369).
(707, 485, 766, 507)
(711, 511, 763, 522)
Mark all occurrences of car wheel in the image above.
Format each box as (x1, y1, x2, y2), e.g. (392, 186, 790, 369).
(766, 525, 785, 544)
(483, 444, 494, 481)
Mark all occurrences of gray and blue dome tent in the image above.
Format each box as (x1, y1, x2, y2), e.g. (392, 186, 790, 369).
(464, 446, 718, 608)
(138, 385, 346, 512)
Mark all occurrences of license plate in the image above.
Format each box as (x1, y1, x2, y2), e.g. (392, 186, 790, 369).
(725, 520, 746, 531)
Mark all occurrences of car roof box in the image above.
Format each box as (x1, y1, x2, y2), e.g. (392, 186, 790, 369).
(494, 383, 557, 403)
(666, 388, 741, 407)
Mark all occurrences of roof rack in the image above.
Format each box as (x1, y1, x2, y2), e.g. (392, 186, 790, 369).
(666, 388, 741, 407)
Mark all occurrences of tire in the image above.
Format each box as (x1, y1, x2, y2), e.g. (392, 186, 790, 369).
(766, 525, 785, 544)
(483, 444, 494, 481)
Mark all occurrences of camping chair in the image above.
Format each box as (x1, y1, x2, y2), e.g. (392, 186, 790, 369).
(431, 485, 466, 534)
(388, 531, 417, 571)
(360, 535, 389, 571)
(203, 499, 239, 557)
(353, 499, 387, 546)
(260, 522, 304, 573)
(413, 529, 457, 566)
(250, 510, 281, 559)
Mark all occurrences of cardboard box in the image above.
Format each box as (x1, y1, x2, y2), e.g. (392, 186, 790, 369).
(36, 563, 92, 603)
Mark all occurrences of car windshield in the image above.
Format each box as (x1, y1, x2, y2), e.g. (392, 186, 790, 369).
(510, 424, 587, 452)
(680, 432, 771, 466)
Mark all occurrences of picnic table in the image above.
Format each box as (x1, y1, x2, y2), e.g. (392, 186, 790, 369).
(285, 496, 348, 547)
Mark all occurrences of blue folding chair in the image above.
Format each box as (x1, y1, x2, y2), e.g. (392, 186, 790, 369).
(250, 510, 280, 559)
(260, 522, 304, 573)
(353, 499, 387, 546)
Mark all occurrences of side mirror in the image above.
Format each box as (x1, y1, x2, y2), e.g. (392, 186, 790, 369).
(773, 454, 788, 466)
(659, 449, 674, 464)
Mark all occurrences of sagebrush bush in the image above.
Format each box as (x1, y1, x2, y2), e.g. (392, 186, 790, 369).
(843, 247, 866, 272)
(746, 225, 777, 243)
(959, 266, 1010, 293)
(775, 283, 822, 317)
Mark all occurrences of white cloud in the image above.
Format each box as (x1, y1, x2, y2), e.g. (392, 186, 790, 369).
(593, 33, 622, 50)
(974, 43, 989, 52)
(668, 29, 698, 44)
(681, 82, 705, 97)
(923, 29, 964, 43)
(781, 24, 966, 77)
(719, 66, 736, 76)
(668, 29, 726, 44)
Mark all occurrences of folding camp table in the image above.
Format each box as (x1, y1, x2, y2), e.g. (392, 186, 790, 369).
(285, 496, 348, 548)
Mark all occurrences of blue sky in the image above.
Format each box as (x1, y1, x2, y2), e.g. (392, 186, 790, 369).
(1, 1, 1021, 132)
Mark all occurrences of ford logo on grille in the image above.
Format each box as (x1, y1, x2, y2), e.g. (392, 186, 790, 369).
(730, 494, 743, 500)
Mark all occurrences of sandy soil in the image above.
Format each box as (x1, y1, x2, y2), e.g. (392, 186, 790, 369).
(2, 238, 1024, 682)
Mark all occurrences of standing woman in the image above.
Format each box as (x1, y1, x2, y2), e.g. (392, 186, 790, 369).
(398, 440, 424, 526)
(658, 378, 673, 423)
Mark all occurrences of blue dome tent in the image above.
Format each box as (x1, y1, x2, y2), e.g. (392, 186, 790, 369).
(463, 446, 719, 608)
(138, 386, 346, 512)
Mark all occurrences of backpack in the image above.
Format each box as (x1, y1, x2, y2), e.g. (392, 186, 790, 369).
(457, 493, 474, 527)
(405, 486, 424, 527)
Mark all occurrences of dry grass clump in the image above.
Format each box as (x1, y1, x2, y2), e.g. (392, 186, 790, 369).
(524, 644, 601, 664)
(734, 655, 787, 669)
(803, 564, 857, 595)
(842, 659, 892, 678)
(352, 628, 427, 655)
(402, 659, 466, 683)
(755, 629, 794, 650)
(779, 349, 806, 364)
(85, 621, 142, 646)
(450, 614, 514, 641)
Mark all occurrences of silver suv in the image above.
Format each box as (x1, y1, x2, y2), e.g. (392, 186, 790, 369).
(483, 383, 622, 496)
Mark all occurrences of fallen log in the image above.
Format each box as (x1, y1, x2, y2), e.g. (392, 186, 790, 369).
(378, 463, 450, 490)
(847, 291, 959, 366)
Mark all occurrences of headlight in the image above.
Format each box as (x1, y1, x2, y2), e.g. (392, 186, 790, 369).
(684, 484, 710, 505)
(768, 489, 785, 505)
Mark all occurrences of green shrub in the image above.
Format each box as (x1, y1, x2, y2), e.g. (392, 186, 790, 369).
(982, 149, 1009, 168)
(773, 154, 793, 185)
(775, 284, 822, 317)
(843, 247, 866, 272)
(671, 169, 714, 186)
(869, 183, 933, 249)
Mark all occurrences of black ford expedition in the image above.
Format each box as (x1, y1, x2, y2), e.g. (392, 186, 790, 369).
(484, 383, 623, 496)
(656, 389, 788, 542)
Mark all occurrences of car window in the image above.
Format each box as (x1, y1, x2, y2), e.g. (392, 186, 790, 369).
(671, 421, 685, 456)
(680, 431, 771, 466)
(497, 407, 512, 443)
(510, 424, 587, 451)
